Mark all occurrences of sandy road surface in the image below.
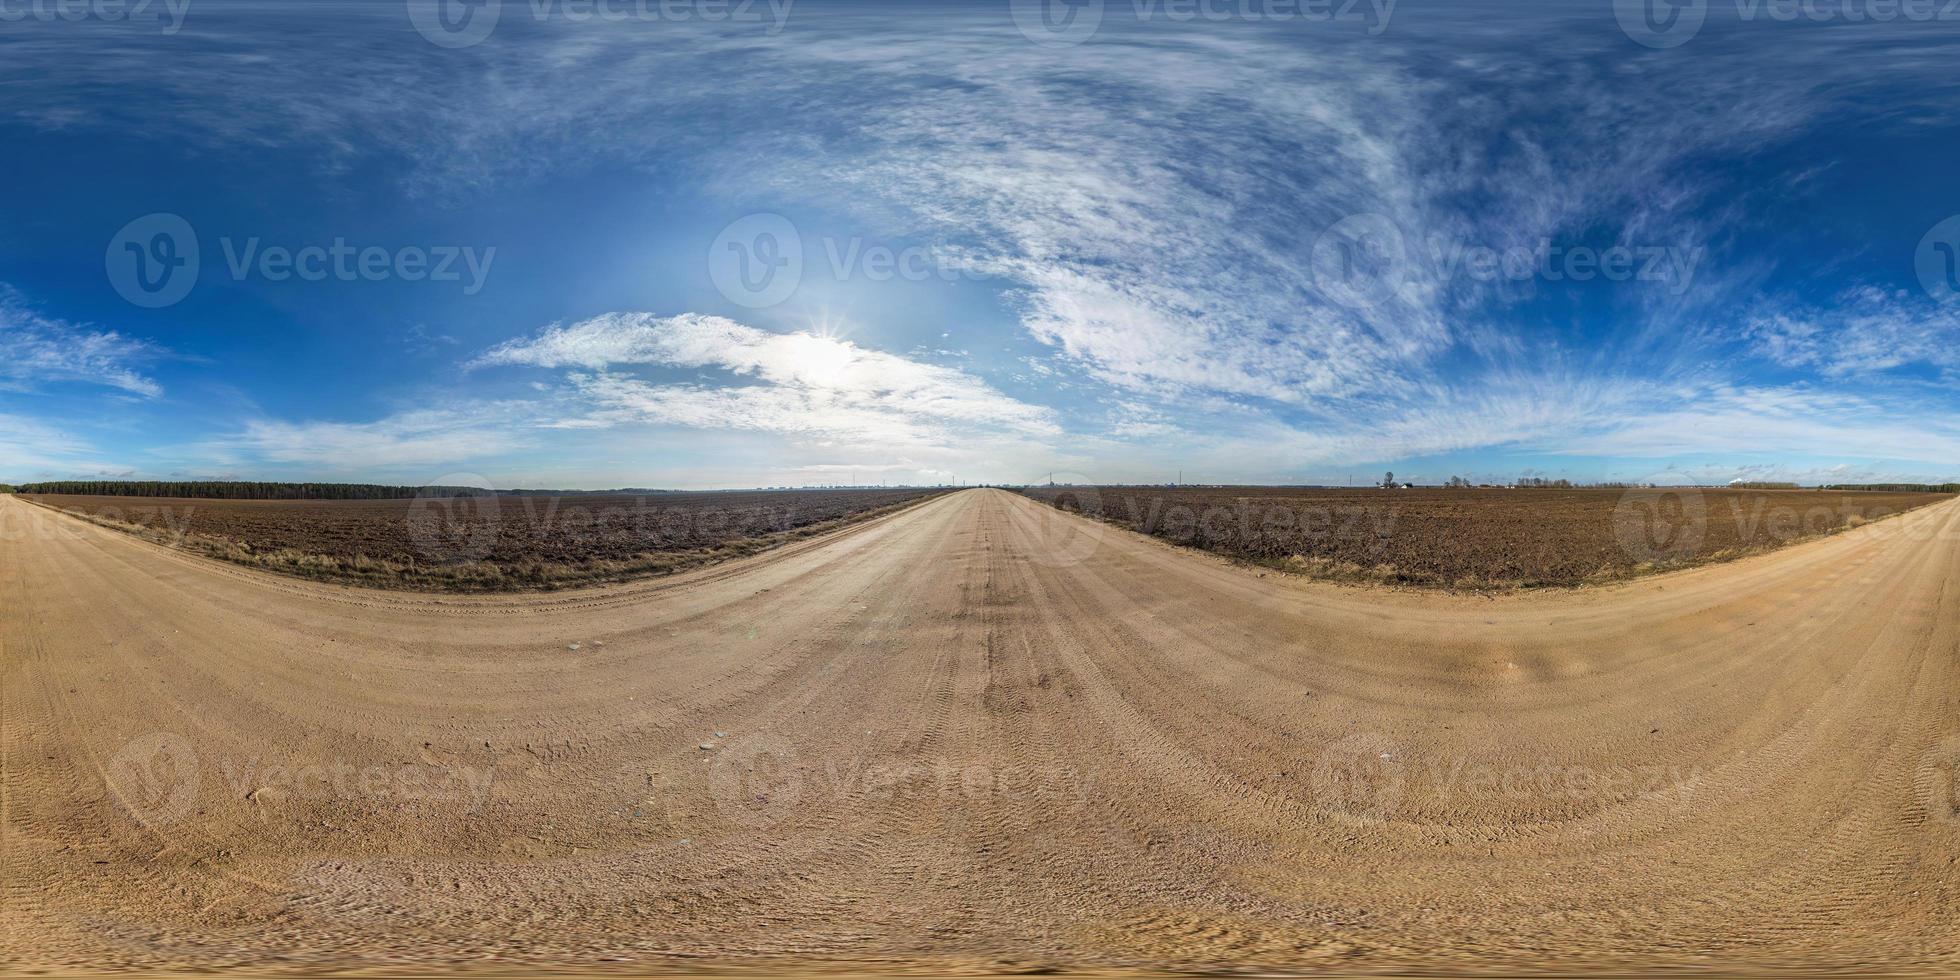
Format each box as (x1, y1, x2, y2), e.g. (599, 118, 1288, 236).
(4, 488, 1959, 975)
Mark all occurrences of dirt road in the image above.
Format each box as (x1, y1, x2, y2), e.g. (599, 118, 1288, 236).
(5, 489, 1958, 974)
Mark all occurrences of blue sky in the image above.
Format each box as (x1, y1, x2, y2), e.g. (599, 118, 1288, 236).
(1, 0, 1956, 489)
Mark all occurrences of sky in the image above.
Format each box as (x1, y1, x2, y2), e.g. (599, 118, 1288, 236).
(1, 0, 1957, 489)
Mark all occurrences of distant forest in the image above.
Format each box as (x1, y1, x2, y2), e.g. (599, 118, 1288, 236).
(1821, 483, 1960, 493)
(12, 481, 496, 500)
(8, 479, 1955, 500)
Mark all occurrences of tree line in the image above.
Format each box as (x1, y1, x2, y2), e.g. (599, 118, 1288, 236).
(11, 481, 494, 500)
(1821, 483, 1960, 493)
(1439, 476, 1634, 489)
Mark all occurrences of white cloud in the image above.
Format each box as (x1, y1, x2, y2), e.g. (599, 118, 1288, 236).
(1747, 287, 1959, 378)
(227, 407, 532, 470)
(1553, 385, 1960, 464)
(0, 414, 118, 479)
(0, 288, 163, 398)
(474, 312, 1058, 441)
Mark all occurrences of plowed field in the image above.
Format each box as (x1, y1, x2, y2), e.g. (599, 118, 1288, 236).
(19, 488, 948, 590)
(1016, 485, 1950, 587)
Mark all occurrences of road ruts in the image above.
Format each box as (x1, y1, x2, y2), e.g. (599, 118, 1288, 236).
(3, 489, 1957, 975)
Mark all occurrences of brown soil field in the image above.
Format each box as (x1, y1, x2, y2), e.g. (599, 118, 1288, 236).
(1016, 485, 1953, 588)
(6, 489, 1960, 976)
(18, 488, 949, 591)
